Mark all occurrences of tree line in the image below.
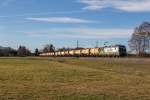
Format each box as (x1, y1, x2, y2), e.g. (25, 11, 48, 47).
(0, 44, 55, 57)
(0, 46, 32, 57)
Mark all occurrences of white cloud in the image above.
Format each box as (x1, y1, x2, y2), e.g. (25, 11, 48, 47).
(0, 10, 84, 18)
(26, 17, 95, 24)
(68, 28, 132, 38)
(78, 0, 150, 12)
(22, 28, 133, 39)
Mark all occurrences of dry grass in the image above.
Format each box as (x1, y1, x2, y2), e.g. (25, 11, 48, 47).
(0, 57, 149, 100)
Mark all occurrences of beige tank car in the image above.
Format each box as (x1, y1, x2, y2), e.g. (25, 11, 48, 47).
(50, 52, 53, 56)
(65, 51, 69, 56)
(48, 53, 51, 56)
(42, 53, 47, 56)
(90, 48, 101, 56)
(60, 51, 65, 56)
(39, 53, 43, 56)
(69, 50, 74, 56)
(55, 52, 59, 56)
(57, 51, 61, 56)
(48, 53, 50, 56)
(52, 52, 55, 56)
(81, 48, 90, 56)
(74, 49, 81, 56)
(45, 53, 48, 56)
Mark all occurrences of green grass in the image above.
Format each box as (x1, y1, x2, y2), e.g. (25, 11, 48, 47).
(0, 57, 149, 100)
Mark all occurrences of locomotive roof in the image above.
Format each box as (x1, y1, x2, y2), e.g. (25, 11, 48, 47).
(104, 44, 126, 48)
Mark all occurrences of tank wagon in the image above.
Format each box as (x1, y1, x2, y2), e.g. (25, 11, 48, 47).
(81, 48, 90, 56)
(40, 45, 127, 57)
(68, 50, 74, 56)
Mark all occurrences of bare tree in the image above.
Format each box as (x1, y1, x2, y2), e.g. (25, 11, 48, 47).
(129, 22, 150, 56)
(43, 44, 55, 53)
(17, 46, 31, 57)
(34, 48, 39, 56)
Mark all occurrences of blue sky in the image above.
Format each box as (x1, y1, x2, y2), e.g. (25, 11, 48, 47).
(0, 0, 150, 51)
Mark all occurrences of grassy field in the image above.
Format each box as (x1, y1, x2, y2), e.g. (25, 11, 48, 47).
(0, 57, 150, 100)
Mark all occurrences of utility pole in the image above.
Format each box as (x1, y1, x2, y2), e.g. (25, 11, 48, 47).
(148, 39, 150, 53)
(96, 41, 98, 48)
(77, 40, 79, 48)
(143, 36, 146, 54)
(149, 39, 150, 53)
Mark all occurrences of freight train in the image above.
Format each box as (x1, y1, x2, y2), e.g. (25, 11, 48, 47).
(40, 45, 127, 57)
